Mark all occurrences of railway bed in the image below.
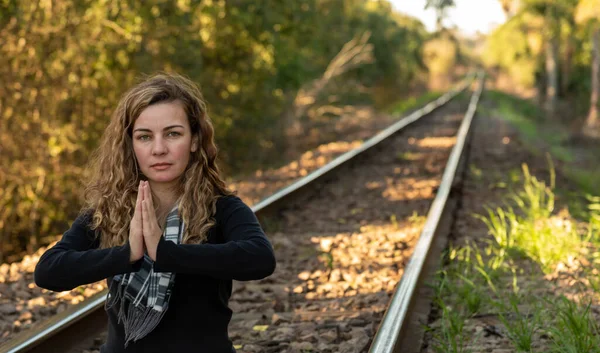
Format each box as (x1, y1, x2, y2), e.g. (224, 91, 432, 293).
(1, 74, 484, 353)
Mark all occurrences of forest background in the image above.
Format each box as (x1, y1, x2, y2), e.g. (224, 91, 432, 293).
(1, 0, 599, 263)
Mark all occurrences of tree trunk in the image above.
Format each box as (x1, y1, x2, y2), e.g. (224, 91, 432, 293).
(436, 12, 443, 32)
(545, 37, 559, 115)
(562, 34, 573, 96)
(584, 27, 600, 138)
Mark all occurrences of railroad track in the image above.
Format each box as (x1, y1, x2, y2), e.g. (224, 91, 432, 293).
(0, 72, 484, 353)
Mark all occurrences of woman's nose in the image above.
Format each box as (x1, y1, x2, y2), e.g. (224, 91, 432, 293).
(152, 138, 167, 155)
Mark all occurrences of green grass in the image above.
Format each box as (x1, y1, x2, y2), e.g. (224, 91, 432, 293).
(546, 297, 600, 353)
(428, 164, 600, 352)
(487, 90, 570, 154)
(486, 89, 600, 195)
(425, 243, 506, 351)
(428, 273, 473, 353)
(429, 302, 471, 353)
(485, 90, 542, 122)
(476, 164, 583, 273)
(588, 195, 600, 240)
(565, 169, 600, 197)
(549, 145, 574, 163)
(428, 87, 600, 350)
(495, 293, 540, 353)
(388, 91, 443, 115)
(396, 151, 421, 161)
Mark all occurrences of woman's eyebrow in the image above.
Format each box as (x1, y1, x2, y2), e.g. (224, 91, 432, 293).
(133, 125, 185, 133)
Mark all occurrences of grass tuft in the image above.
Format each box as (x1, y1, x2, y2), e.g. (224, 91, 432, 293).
(428, 273, 473, 353)
(546, 297, 600, 353)
(476, 164, 582, 273)
(494, 293, 540, 352)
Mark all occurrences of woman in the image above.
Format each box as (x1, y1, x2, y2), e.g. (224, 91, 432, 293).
(34, 73, 276, 352)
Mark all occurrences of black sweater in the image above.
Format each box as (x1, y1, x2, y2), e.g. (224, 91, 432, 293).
(34, 195, 276, 353)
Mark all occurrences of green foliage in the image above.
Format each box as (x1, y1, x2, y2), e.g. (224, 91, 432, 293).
(488, 90, 600, 195)
(495, 293, 541, 352)
(429, 272, 472, 353)
(485, 90, 543, 122)
(354, 3, 429, 107)
(484, 0, 597, 117)
(388, 91, 442, 115)
(0, 0, 430, 261)
(425, 0, 456, 31)
(483, 13, 543, 87)
(424, 34, 459, 76)
(588, 195, 600, 236)
(546, 297, 600, 353)
(429, 303, 471, 353)
(477, 164, 583, 273)
(439, 243, 506, 316)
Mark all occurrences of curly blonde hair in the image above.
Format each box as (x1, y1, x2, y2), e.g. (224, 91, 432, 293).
(83, 73, 233, 248)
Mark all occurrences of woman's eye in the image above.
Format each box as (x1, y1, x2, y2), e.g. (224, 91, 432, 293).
(168, 131, 181, 137)
(137, 135, 150, 141)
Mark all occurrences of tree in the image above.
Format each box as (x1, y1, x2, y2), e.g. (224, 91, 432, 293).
(544, 3, 560, 114)
(516, 0, 578, 114)
(282, 32, 374, 156)
(575, 0, 600, 137)
(0, 0, 431, 261)
(500, 0, 522, 17)
(425, 0, 455, 32)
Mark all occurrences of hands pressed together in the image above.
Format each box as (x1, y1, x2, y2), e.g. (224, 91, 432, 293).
(129, 180, 164, 263)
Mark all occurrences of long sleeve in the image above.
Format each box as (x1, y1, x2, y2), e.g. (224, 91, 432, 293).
(153, 196, 276, 281)
(34, 211, 142, 292)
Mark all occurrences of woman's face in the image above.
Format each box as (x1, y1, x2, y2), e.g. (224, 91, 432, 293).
(132, 100, 198, 186)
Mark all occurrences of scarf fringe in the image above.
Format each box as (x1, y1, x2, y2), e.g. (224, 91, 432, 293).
(123, 303, 169, 347)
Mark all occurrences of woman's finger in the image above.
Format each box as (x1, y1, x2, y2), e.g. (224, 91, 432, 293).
(145, 181, 154, 208)
(145, 182, 158, 224)
(134, 181, 143, 224)
(142, 197, 160, 261)
(146, 196, 158, 227)
(142, 198, 149, 227)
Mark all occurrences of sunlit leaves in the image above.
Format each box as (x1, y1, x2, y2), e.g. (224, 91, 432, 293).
(483, 12, 545, 86)
(575, 0, 600, 25)
(1, 0, 429, 261)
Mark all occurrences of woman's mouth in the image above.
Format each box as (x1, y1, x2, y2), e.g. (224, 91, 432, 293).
(151, 163, 172, 170)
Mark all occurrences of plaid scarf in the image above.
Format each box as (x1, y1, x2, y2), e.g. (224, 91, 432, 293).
(105, 205, 183, 347)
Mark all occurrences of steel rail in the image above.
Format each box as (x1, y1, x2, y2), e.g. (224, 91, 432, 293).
(368, 71, 485, 353)
(0, 74, 475, 353)
(253, 73, 473, 212)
